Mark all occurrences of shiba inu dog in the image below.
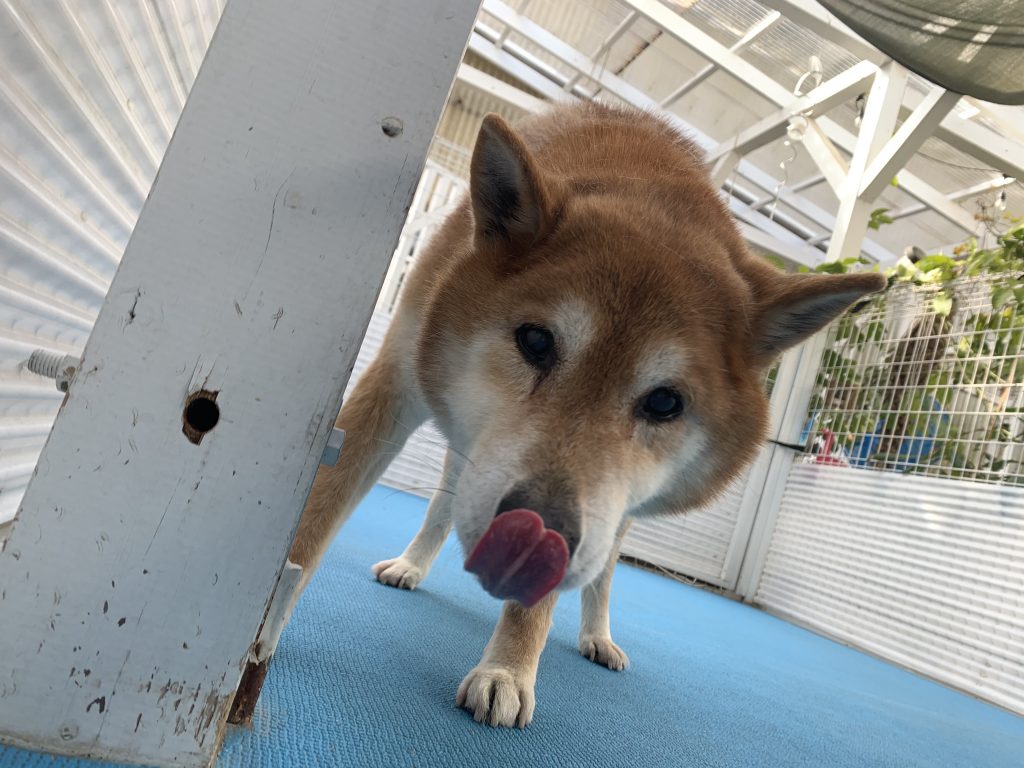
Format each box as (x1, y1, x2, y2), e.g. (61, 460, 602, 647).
(286, 102, 885, 728)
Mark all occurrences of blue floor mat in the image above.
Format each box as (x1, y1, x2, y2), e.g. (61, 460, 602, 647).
(2, 485, 1021, 767)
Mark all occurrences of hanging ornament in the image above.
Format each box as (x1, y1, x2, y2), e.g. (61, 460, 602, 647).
(769, 138, 798, 222)
(995, 188, 1007, 212)
(854, 93, 866, 128)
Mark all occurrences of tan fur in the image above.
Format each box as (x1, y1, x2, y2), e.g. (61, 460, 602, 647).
(287, 102, 885, 727)
(456, 593, 557, 728)
(579, 518, 632, 671)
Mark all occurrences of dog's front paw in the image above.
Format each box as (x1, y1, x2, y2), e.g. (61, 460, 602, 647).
(456, 665, 535, 728)
(579, 634, 629, 671)
(371, 556, 425, 590)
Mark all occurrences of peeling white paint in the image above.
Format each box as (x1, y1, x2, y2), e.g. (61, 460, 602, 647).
(0, 0, 480, 764)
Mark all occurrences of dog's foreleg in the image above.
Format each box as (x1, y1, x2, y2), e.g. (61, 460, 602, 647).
(456, 593, 557, 728)
(578, 518, 632, 671)
(371, 449, 459, 590)
(289, 350, 424, 593)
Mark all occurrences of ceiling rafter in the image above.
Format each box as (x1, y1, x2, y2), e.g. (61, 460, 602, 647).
(619, 0, 981, 239)
(762, 0, 1024, 181)
(477, 0, 898, 264)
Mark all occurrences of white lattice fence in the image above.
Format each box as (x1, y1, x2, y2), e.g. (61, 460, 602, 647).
(753, 276, 1024, 714)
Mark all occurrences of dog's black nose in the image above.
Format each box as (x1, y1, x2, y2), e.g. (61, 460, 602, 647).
(497, 483, 581, 557)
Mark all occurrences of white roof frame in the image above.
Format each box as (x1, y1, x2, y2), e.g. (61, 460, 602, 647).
(470, 0, 1023, 266)
(476, 0, 900, 266)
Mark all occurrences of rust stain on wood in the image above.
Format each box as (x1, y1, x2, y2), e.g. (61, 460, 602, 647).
(226, 660, 268, 726)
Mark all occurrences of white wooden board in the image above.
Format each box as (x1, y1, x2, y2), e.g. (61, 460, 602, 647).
(0, 0, 480, 764)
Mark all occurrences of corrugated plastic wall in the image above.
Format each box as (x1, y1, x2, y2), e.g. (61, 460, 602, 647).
(0, 0, 223, 523)
(0, 2, 508, 525)
(756, 459, 1024, 714)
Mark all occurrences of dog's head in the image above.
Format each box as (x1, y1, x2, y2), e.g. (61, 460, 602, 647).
(417, 112, 885, 605)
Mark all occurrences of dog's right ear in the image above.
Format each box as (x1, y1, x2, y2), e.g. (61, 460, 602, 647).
(470, 114, 559, 255)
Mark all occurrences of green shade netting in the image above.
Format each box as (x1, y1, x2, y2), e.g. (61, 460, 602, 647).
(818, 0, 1024, 104)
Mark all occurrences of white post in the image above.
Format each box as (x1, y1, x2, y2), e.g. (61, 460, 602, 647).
(827, 61, 908, 261)
(0, 0, 481, 765)
(733, 340, 822, 598)
(735, 62, 910, 599)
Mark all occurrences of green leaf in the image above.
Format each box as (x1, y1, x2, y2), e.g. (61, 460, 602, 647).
(932, 293, 953, 316)
(915, 254, 955, 274)
(867, 207, 894, 231)
(992, 286, 1015, 310)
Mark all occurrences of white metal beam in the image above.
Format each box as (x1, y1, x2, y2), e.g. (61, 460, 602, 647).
(731, 208, 823, 268)
(705, 60, 876, 163)
(620, 0, 980, 237)
(456, 62, 547, 113)
(728, 158, 894, 263)
(0, 0, 479, 764)
(625, 0, 793, 104)
(709, 151, 741, 188)
(482, 1, 660, 109)
(474, 19, 830, 264)
(660, 10, 782, 109)
(860, 88, 961, 200)
(751, 173, 825, 206)
(724, 176, 833, 246)
(800, 118, 849, 196)
(921, 101, 1024, 183)
(564, 10, 639, 92)
(807, 126, 974, 234)
(891, 176, 1015, 221)
(963, 99, 1024, 145)
(892, 183, 981, 233)
(478, 0, 896, 263)
(468, 29, 574, 103)
(759, 0, 883, 64)
(765, 0, 1024, 182)
(495, 0, 532, 46)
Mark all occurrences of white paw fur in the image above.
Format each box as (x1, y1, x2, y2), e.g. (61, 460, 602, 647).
(579, 634, 629, 671)
(371, 556, 425, 590)
(456, 665, 535, 728)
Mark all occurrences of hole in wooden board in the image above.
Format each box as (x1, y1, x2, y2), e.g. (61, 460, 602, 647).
(183, 390, 220, 445)
(380, 116, 404, 137)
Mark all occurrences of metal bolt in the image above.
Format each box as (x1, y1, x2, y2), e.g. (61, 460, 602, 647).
(26, 350, 81, 393)
(59, 723, 78, 741)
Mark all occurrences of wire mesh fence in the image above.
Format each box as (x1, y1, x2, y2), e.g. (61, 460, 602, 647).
(801, 275, 1024, 486)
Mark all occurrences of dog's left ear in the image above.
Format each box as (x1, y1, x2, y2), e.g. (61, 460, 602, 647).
(470, 114, 560, 254)
(751, 271, 887, 365)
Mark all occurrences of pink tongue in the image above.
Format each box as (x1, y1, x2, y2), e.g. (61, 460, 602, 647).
(464, 509, 569, 608)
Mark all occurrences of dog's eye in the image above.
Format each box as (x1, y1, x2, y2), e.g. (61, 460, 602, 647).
(639, 387, 685, 422)
(515, 324, 555, 368)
